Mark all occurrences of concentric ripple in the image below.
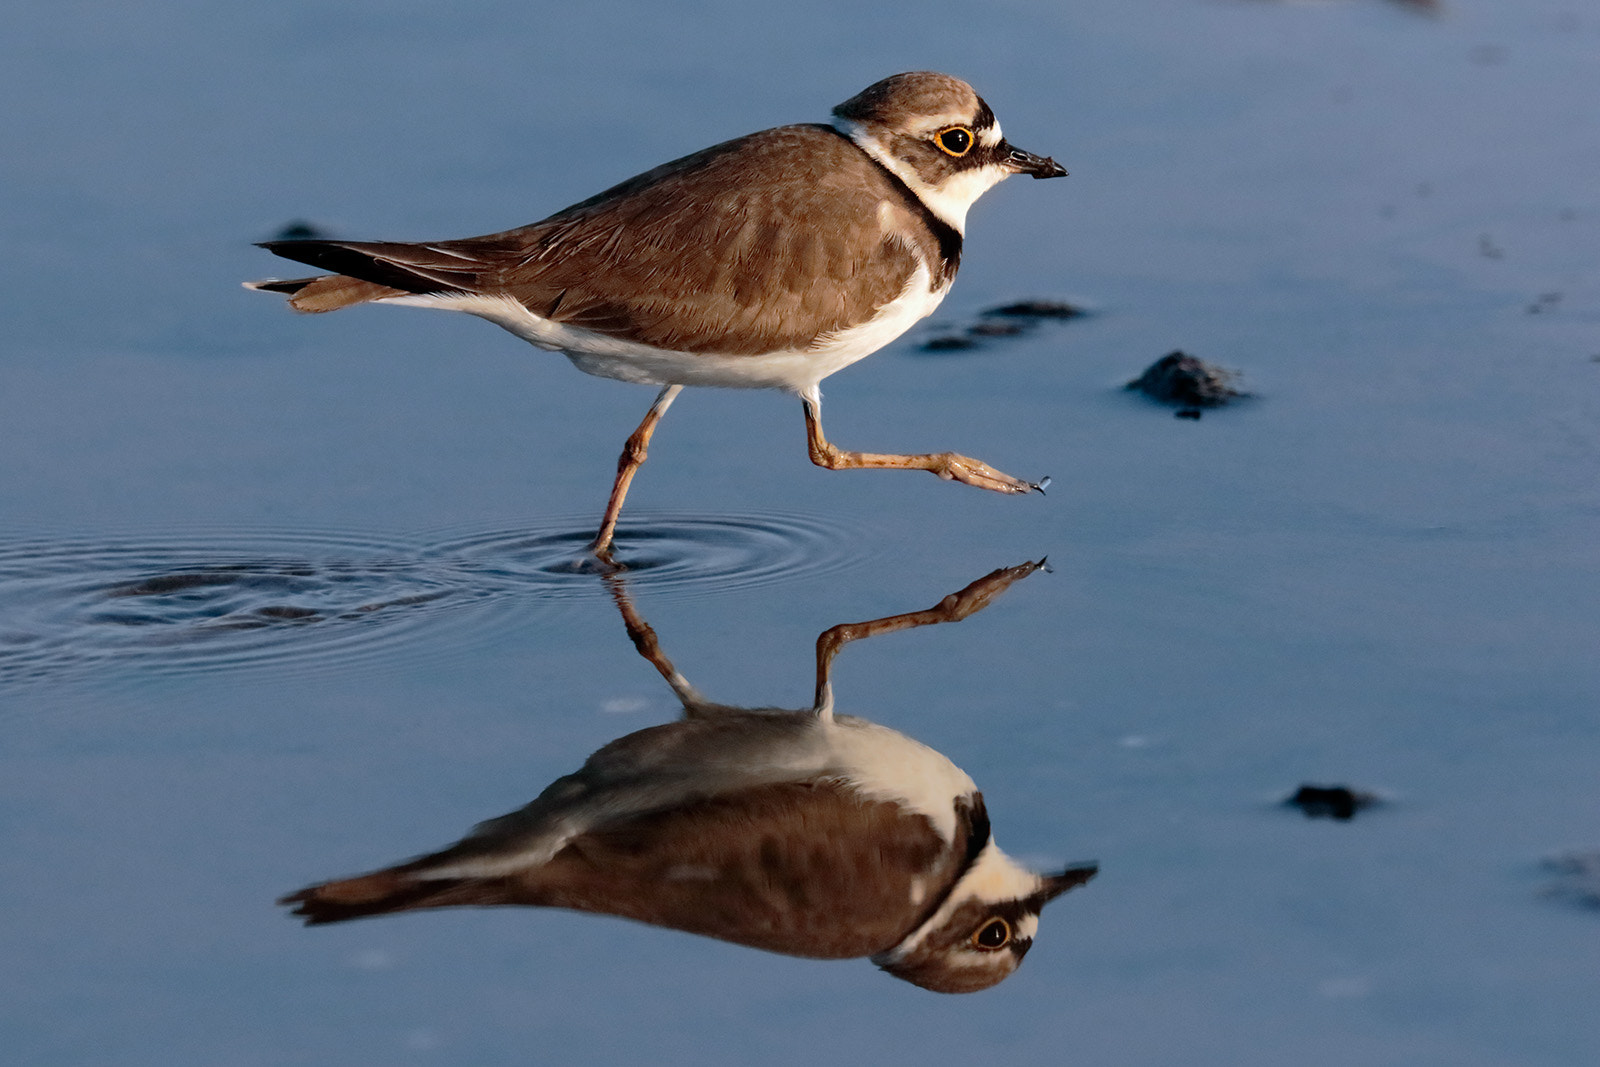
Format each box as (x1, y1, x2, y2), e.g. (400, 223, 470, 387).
(0, 532, 487, 683)
(429, 511, 867, 600)
(0, 512, 869, 683)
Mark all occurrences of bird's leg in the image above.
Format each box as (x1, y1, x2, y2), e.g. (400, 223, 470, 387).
(589, 385, 683, 563)
(800, 392, 1046, 495)
(810, 559, 1048, 717)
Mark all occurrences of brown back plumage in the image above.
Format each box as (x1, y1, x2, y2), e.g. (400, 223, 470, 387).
(257, 125, 954, 355)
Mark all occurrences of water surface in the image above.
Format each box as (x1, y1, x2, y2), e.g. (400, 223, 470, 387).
(2, 1, 1597, 1064)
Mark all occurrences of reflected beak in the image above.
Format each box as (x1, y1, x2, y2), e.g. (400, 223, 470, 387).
(1037, 863, 1098, 905)
(1001, 142, 1069, 179)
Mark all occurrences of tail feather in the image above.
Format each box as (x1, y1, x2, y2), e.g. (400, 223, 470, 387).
(244, 276, 322, 295)
(258, 239, 486, 293)
(278, 869, 520, 926)
(244, 273, 409, 313)
(248, 237, 490, 314)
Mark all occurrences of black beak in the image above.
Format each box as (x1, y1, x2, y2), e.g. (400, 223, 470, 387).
(1001, 141, 1068, 179)
(1036, 863, 1098, 905)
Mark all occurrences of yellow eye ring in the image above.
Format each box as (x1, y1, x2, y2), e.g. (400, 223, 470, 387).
(936, 126, 974, 158)
(970, 917, 1011, 950)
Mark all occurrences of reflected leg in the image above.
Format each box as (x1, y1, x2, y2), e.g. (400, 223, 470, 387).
(811, 559, 1047, 717)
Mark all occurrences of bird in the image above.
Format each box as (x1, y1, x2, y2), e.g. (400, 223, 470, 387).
(279, 561, 1098, 993)
(247, 72, 1068, 562)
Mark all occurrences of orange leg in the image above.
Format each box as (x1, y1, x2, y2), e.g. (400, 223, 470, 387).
(589, 385, 682, 563)
(810, 559, 1047, 716)
(800, 391, 1045, 495)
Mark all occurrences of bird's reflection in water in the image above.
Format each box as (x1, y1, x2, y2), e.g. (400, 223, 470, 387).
(280, 561, 1096, 992)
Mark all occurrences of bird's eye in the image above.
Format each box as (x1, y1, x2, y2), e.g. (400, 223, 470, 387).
(936, 126, 974, 157)
(970, 917, 1011, 950)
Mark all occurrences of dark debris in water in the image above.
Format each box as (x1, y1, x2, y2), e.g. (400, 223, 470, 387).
(921, 334, 980, 352)
(272, 219, 335, 241)
(984, 300, 1087, 320)
(919, 298, 1087, 353)
(1285, 784, 1378, 821)
(1541, 851, 1600, 910)
(1126, 351, 1249, 418)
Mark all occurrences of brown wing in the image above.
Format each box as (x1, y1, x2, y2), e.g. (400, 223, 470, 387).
(280, 782, 987, 960)
(258, 125, 942, 354)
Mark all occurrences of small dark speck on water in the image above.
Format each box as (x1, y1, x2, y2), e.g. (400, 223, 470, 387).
(920, 334, 980, 352)
(1541, 851, 1600, 910)
(273, 219, 334, 241)
(1286, 784, 1378, 821)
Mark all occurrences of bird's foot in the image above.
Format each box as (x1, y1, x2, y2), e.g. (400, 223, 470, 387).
(937, 453, 1049, 495)
(934, 559, 1050, 621)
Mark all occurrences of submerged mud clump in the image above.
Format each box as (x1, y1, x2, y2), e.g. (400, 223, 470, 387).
(1284, 784, 1378, 821)
(1126, 351, 1249, 418)
(983, 299, 1087, 320)
(271, 219, 336, 241)
(919, 298, 1087, 352)
(1541, 851, 1600, 910)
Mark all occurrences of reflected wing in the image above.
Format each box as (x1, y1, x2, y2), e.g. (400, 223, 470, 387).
(280, 782, 987, 960)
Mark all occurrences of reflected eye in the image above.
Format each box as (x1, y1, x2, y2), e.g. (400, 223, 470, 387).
(971, 917, 1011, 950)
(936, 126, 974, 157)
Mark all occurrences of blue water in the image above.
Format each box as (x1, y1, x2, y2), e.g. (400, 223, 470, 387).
(2, 1, 1597, 1064)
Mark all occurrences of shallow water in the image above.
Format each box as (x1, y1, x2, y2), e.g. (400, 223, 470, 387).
(3, 1, 1598, 1064)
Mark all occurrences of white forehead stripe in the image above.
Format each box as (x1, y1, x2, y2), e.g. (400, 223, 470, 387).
(916, 108, 983, 132)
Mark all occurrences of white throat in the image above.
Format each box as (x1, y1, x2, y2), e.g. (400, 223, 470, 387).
(832, 116, 1011, 235)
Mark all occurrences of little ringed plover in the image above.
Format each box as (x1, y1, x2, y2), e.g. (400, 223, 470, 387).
(248, 71, 1068, 561)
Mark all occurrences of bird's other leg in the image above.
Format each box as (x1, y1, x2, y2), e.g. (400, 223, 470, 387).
(799, 389, 1046, 495)
(810, 559, 1048, 717)
(589, 385, 683, 563)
